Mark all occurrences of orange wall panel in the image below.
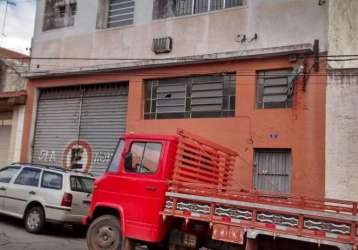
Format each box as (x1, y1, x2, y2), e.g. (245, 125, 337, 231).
(21, 56, 326, 199)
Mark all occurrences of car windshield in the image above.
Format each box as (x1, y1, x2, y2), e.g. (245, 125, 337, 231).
(107, 139, 125, 172)
(70, 176, 94, 193)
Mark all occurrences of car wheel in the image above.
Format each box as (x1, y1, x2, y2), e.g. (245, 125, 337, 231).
(24, 206, 45, 234)
(87, 215, 135, 250)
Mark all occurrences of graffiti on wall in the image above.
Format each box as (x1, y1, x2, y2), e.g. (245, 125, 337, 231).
(63, 140, 93, 172)
(37, 140, 115, 172)
(39, 150, 56, 163)
(93, 152, 113, 164)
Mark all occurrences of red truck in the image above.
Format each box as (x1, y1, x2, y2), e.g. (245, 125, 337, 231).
(84, 130, 358, 250)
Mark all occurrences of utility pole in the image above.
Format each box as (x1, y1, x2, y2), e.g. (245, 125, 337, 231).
(0, 0, 16, 46)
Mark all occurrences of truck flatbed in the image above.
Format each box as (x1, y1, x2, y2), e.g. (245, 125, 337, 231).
(162, 189, 358, 249)
(162, 130, 358, 249)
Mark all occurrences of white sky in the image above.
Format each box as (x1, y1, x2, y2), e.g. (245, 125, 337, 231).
(0, 1, 36, 55)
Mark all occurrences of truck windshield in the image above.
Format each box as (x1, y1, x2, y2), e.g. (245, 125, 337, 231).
(107, 139, 125, 172)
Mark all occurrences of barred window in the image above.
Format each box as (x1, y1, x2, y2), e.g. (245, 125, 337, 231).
(43, 0, 77, 31)
(153, 0, 246, 19)
(145, 74, 236, 119)
(107, 0, 135, 28)
(256, 69, 293, 109)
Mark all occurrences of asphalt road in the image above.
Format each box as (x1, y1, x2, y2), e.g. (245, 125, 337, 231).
(0, 214, 87, 250)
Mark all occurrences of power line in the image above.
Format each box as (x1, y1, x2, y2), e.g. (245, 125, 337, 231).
(327, 57, 358, 62)
(0, 0, 10, 45)
(0, 0, 34, 4)
(1, 53, 358, 62)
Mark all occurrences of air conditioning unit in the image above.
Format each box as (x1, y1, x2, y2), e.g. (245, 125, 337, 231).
(152, 37, 173, 54)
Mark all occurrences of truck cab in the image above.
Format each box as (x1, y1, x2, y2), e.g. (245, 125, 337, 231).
(86, 133, 178, 249)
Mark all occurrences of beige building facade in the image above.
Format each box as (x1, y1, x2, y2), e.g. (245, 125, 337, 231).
(0, 48, 28, 166)
(325, 0, 358, 201)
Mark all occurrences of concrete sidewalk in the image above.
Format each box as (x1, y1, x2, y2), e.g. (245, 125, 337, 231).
(0, 214, 86, 250)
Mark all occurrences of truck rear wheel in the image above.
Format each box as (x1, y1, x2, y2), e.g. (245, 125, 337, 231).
(87, 215, 135, 250)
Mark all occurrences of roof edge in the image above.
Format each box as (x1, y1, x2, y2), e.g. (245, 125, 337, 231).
(24, 43, 314, 79)
(0, 90, 27, 99)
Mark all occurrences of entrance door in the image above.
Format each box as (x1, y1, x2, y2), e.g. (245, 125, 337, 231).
(253, 149, 291, 193)
(0, 125, 11, 166)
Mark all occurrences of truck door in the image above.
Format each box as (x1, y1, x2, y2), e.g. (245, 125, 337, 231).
(115, 140, 167, 241)
(125, 141, 166, 239)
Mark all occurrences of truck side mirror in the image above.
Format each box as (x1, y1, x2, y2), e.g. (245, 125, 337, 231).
(124, 152, 133, 171)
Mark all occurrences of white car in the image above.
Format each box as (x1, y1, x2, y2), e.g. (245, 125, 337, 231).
(0, 164, 95, 233)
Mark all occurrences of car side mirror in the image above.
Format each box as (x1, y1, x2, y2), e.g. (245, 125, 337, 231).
(124, 152, 133, 171)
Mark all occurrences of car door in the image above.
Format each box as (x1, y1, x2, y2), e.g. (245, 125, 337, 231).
(38, 170, 64, 211)
(4, 167, 42, 216)
(69, 175, 94, 217)
(0, 166, 21, 212)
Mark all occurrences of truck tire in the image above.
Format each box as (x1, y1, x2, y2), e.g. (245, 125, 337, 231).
(24, 206, 45, 234)
(87, 215, 135, 250)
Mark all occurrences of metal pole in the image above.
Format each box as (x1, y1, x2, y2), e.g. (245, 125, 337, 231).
(0, 2, 8, 45)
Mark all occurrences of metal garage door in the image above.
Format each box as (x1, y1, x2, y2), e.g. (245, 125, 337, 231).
(253, 149, 291, 193)
(32, 83, 128, 176)
(0, 125, 11, 166)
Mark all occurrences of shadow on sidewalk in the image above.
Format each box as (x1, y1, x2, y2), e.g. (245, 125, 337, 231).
(0, 214, 87, 239)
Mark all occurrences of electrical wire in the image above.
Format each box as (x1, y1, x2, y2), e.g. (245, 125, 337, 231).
(3, 54, 358, 62)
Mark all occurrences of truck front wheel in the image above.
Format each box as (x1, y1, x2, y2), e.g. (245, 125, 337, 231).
(87, 215, 135, 250)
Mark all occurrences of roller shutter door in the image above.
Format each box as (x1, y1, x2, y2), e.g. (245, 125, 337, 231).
(0, 125, 11, 166)
(32, 83, 128, 176)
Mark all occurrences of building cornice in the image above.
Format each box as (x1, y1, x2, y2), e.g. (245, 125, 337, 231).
(24, 43, 314, 79)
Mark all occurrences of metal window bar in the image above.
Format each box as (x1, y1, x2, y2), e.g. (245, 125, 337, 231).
(108, 0, 135, 28)
(210, 0, 223, 11)
(144, 74, 236, 119)
(194, 0, 209, 14)
(257, 70, 292, 109)
(151, 81, 155, 119)
(153, 0, 244, 19)
(225, 0, 243, 8)
(175, 0, 193, 16)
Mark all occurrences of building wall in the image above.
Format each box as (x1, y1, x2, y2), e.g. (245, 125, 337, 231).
(0, 48, 28, 166)
(0, 108, 25, 166)
(0, 112, 12, 165)
(21, 56, 326, 198)
(0, 61, 27, 92)
(8, 106, 25, 163)
(328, 0, 358, 69)
(31, 0, 328, 70)
(326, 70, 358, 201)
(325, 0, 358, 201)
